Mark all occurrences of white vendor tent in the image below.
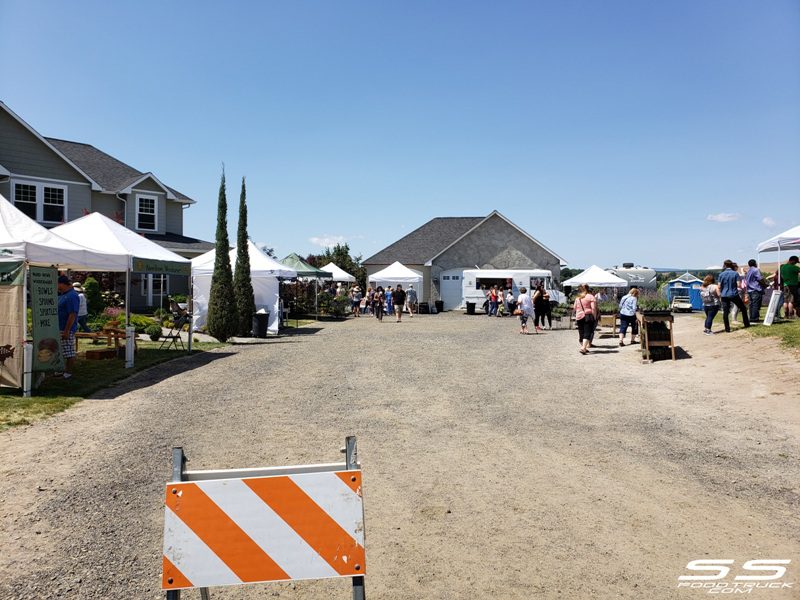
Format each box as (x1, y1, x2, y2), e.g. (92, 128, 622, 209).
(369, 261, 423, 288)
(320, 262, 356, 283)
(562, 265, 628, 288)
(757, 225, 800, 254)
(0, 194, 127, 270)
(192, 240, 296, 335)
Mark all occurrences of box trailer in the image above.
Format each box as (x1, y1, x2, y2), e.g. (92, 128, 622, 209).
(461, 269, 565, 312)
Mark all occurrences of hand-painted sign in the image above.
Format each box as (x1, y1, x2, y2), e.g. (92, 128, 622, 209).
(30, 267, 64, 372)
(132, 257, 190, 276)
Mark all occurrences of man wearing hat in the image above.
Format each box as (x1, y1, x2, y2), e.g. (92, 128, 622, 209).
(72, 281, 91, 332)
(57, 275, 80, 379)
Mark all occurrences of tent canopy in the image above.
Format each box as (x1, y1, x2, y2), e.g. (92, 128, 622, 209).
(757, 225, 800, 254)
(319, 261, 356, 283)
(369, 261, 423, 286)
(193, 240, 297, 278)
(0, 194, 127, 270)
(562, 265, 628, 288)
(280, 253, 332, 279)
(52, 212, 190, 275)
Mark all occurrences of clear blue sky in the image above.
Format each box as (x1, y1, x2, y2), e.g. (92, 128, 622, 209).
(1, 0, 798, 268)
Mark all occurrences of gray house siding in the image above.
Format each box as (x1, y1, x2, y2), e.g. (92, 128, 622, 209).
(165, 201, 183, 235)
(432, 214, 562, 292)
(0, 180, 9, 202)
(90, 193, 124, 222)
(0, 110, 88, 182)
(132, 177, 164, 193)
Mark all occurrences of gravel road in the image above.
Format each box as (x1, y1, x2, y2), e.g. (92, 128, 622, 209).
(1, 312, 797, 599)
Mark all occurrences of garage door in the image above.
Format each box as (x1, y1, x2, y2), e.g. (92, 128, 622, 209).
(440, 269, 465, 310)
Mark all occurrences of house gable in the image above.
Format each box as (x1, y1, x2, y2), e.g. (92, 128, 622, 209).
(363, 216, 483, 265)
(0, 104, 95, 185)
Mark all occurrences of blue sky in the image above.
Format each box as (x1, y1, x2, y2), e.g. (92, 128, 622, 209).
(1, 1, 798, 268)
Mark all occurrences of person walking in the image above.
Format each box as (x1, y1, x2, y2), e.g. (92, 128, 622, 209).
(488, 286, 499, 317)
(385, 286, 394, 316)
(57, 275, 79, 379)
(779, 255, 799, 319)
(744, 259, 766, 323)
(700, 274, 721, 335)
(516, 286, 533, 334)
(72, 281, 91, 333)
(573, 284, 598, 354)
(373, 286, 385, 321)
(405, 284, 417, 316)
(532, 284, 547, 332)
(718, 259, 750, 332)
(617, 287, 639, 346)
(393, 284, 407, 322)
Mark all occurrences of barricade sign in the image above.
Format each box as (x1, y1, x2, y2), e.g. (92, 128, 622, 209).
(162, 437, 366, 598)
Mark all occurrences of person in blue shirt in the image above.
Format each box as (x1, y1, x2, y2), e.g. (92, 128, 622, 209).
(617, 287, 640, 346)
(743, 259, 765, 323)
(717, 259, 750, 332)
(57, 274, 80, 379)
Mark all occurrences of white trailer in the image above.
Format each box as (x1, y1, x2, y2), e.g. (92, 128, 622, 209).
(460, 269, 565, 311)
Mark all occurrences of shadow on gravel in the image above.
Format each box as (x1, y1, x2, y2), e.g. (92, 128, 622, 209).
(282, 327, 324, 336)
(87, 351, 236, 400)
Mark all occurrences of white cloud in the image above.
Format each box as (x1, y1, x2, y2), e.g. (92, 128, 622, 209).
(309, 234, 347, 248)
(705, 265, 722, 270)
(762, 216, 776, 227)
(707, 213, 741, 223)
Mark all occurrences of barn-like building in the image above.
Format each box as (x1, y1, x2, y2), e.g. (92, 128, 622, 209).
(363, 210, 564, 309)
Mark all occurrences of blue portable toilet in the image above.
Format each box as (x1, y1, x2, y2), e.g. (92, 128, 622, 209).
(668, 272, 703, 310)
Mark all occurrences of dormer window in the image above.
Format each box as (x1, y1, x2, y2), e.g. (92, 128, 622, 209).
(136, 195, 157, 231)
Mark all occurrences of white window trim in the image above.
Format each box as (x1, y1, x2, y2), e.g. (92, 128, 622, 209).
(135, 194, 159, 232)
(141, 273, 170, 298)
(11, 178, 69, 224)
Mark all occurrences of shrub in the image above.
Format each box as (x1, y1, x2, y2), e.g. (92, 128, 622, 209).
(169, 294, 187, 304)
(128, 313, 156, 333)
(83, 277, 103, 315)
(101, 289, 124, 309)
(145, 324, 162, 341)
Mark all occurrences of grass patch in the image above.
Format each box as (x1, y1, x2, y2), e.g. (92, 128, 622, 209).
(281, 319, 317, 328)
(0, 341, 226, 431)
(750, 319, 800, 348)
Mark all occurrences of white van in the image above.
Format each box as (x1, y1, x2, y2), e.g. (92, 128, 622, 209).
(460, 269, 565, 311)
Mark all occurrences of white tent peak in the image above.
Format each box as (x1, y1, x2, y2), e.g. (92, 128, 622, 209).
(319, 262, 356, 282)
(562, 265, 628, 288)
(192, 239, 297, 278)
(0, 193, 127, 270)
(369, 261, 423, 285)
(52, 211, 189, 267)
(757, 224, 800, 254)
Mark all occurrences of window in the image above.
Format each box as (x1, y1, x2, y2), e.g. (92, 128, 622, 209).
(12, 180, 67, 223)
(141, 274, 169, 296)
(136, 195, 157, 231)
(452, 275, 460, 281)
(442, 275, 451, 280)
(14, 183, 37, 219)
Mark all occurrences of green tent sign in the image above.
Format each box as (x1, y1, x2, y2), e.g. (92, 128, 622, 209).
(30, 267, 64, 372)
(132, 257, 190, 276)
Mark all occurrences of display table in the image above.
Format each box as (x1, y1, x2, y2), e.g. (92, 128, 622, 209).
(636, 312, 676, 363)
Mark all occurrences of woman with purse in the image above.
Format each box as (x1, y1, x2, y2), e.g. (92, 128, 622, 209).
(573, 284, 598, 354)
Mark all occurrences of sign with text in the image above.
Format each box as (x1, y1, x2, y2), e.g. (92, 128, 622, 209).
(763, 289, 781, 326)
(132, 257, 190, 276)
(0, 261, 24, 388)
(30, 267, 64, 372)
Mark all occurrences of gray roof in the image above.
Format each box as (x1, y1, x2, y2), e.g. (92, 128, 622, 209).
(144, 232, 214, 256)
(45, 138, 194, 203)
(363, 217, 483, 265)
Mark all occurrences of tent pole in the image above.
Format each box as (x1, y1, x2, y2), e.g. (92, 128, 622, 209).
(187, 280, 193, 354)
(22, 264, 31, 397)
(125, 269, 134, 368)
(315, 279, 318, 321)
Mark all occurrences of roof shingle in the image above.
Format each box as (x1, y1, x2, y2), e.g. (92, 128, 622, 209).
(363, 217, 483, 265)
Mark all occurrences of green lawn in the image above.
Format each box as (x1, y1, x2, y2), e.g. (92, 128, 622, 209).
(0, 341, 226, 431)
(750, 318, 800, 349)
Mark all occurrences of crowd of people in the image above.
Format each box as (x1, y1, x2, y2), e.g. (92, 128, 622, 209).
(345, 283, 418, 323)
(480, 284, 554, 332)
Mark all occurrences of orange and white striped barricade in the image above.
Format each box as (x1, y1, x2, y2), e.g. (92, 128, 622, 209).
(162, 436, 366, 599)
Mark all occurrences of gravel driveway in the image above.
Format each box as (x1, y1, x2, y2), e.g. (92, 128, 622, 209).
(1, 313, 797, 599)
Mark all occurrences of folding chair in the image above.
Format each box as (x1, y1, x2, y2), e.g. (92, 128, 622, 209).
(160, 300, 188, 350)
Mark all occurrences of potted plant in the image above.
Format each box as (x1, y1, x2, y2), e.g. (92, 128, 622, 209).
(145, 324, 162, 342)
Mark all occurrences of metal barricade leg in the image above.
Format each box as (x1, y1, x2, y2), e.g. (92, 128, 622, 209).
(345, 436, 365, 600)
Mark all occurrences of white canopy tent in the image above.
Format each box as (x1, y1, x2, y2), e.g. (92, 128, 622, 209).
(319, 262, 356, 283)
(53, 212, 192, 363)
(562, 265, 628, 288)
(757, 225, 800, 254)
(192, 240, 297, 335)
(0, 195, 128, 394)
(369, 261, 423, 288)
(0, 194, 127, 271)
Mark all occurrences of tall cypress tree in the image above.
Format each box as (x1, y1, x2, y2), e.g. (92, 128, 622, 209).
(233, 177, 256, 336)
(207, 167, 237, 342)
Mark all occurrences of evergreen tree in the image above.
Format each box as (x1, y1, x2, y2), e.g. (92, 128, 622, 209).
(233, 177, 256, 336)
(207, 168, 237, 342)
